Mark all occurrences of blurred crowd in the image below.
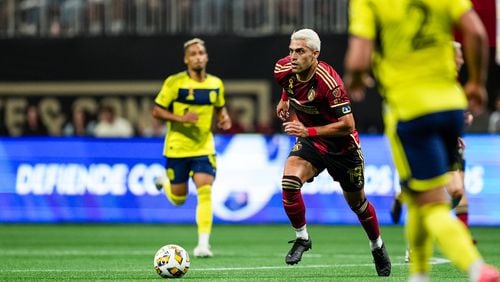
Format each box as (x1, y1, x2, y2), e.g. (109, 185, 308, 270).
(0, 0, 348, 38)
(0, 101, 286, 137)
(0, 0, 497, 137)
(0, 96, 499, 138)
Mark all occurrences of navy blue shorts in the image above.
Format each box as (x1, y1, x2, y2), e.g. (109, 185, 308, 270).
(165, 155, 217, 184)
(392, 110, 464, 191)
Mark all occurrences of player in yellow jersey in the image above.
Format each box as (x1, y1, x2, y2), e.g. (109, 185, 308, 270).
(344, 0, 499, 281)
(390, 43, 477, 253)
(152, 38, 232, 258)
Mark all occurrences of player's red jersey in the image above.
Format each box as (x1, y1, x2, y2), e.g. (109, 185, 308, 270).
(274, 56, 360, 155)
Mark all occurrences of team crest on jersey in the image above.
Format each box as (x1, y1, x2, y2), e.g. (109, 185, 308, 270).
(307, 88, 316, 101)
(209, 90, 217, 103)
(291, 142, 302, 152)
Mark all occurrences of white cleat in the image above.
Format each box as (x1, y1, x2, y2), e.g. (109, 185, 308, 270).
(405, 247, 411, 263)
(154, 174, 167, 191)
(193, 245, 213, 258)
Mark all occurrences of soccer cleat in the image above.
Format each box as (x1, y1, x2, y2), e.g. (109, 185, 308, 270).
(154, 175, 167, 191)
(285, 238, 312, 265)
(193, 245, 213, 258)
(404, 247, 411, 263)
(372, 243, 391, 276)
(390, 197, 403, 224)
(477, 264, 500, 282)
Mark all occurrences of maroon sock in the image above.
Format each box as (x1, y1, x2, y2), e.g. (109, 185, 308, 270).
(456, 212, 469, 227)
(282, 188, 306, 228)
(355, 200, 380, 241)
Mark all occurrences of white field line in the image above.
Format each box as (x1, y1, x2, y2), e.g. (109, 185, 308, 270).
(0, 257, 450, 273)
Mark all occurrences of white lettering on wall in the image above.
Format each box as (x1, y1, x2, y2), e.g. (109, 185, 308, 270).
(464, 166, 485, 194)
(15, 163, 485, 196)
(16, 163, 164, 196)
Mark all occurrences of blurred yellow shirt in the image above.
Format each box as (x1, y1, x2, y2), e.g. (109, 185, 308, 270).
(349, 0, 471, 120)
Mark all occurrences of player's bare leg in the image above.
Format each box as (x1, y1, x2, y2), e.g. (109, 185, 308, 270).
(447, 170, 476, 243)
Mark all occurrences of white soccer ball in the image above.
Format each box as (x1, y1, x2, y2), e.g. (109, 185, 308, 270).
(153, 244, 190, 278)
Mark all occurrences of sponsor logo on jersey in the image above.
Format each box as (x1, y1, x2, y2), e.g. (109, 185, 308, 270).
(332, 87, 340, 97)
(289, 99, 320, 115)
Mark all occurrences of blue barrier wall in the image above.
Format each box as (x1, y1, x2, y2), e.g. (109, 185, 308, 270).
(1, 134, 499, 225)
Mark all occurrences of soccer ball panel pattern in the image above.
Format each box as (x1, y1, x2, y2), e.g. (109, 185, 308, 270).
(154, 244, 190, 278)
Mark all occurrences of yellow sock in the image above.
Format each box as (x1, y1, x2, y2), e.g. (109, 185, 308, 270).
(196, 184, 213, 235)
(406, 199, 433, 274)
(422, 203, 481, 271)
(164, 181, 186, 206)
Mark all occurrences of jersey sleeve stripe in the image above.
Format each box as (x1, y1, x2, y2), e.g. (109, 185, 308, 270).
(316, 70, 335, 90)
(316, 71, 335, 90)
(317, 65, 339, 89)
(274, 63, 292, 73)
(330, 101, 350, 108)
(274, 67, 292, 73)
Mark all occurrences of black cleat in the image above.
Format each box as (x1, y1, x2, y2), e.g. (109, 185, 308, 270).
(285, 238, 312, 265)
(372, 243, 391, 276)
(390, 197, 402, 224)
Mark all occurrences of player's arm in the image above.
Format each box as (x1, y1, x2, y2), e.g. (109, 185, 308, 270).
(344, 0, 376, 101)
(152, 104, 198, 124)
(276, 89, 290, 121)
(455, 9, 489, 106)
(282, 113, 355, 138)
(344, 36, 375, 102)
(152, 77, 198, 124)
(313, 113, 355, 137)
(215, 106, 232, 130)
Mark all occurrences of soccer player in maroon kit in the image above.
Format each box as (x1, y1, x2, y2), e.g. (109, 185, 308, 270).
(273, 28, 391, 277)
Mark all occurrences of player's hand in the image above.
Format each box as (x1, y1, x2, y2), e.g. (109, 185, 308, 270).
(217, 114, 232, 130)
(181, 111, 199, 124)
(457, 137, 466, 150)
(464, 111, 474, 126)
(464, 81, 487, 111)
(276, 99, 290, 121)
(344, 72, 374, 102)
(283, 120, 308, 137)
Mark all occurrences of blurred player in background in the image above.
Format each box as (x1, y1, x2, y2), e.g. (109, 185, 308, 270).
(153, 38, 232, 258)
(391, 42, 475, 236)
(274, 28, 391, 276)
(345, 0, 499, 281)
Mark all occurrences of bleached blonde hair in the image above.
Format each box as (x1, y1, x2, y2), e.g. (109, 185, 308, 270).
(291, 29, 321, 51)
(184, 38, 205, 51)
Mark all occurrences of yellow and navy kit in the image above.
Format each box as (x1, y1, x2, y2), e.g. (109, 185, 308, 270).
(155, 71, 225, 158)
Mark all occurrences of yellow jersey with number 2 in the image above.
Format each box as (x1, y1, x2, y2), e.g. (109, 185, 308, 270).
(349, 0, 471, 120)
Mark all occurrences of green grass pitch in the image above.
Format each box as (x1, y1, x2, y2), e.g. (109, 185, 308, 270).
(1, 224, 499, 281)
